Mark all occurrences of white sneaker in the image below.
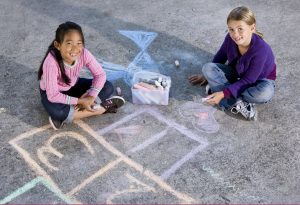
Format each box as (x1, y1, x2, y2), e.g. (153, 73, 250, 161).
(230, 99, 257, 120)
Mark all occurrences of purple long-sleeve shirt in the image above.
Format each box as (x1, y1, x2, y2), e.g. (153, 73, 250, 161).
(213, 33, 276, 98)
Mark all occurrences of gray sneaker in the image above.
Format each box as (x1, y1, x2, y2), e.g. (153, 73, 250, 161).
(49, 116, 64, 130)
(230, 99, 257, 120)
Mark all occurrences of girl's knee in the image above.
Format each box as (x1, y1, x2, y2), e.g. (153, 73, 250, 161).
(202, 62, 218, 78)
(50, 109, 68, 121)
(243, 90, 274, 104)
(258, 92, 274, 103)
(106, 81, 115, 93)
(99, 81, 114, 100)
(243, 81, 275, 103)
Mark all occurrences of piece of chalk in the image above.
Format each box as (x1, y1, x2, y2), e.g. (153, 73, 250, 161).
(154, 80, 162, 87)
(92, 104, 102, 110)
(201, 96, 213, 102)
(140, 79, 156, 85)
(175, 60, 180, 67)
(133, 83, 150, 91)
(116, 87, 122, 96)
(137, 82, 157, 90)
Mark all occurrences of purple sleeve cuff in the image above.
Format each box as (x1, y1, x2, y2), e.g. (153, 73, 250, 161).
(223, 88, 232, 98)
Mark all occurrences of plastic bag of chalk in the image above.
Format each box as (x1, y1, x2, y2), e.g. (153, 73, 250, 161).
(131, 71, 171, 89)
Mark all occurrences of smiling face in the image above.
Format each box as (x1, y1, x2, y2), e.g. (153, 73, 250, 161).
(227, 20, 255, 48)
(54, 29, 84, 65)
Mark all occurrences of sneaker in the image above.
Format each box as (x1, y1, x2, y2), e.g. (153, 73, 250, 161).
(205, 84, 212, 95)
(230, 99, 257, 120)
(49, 116, 64, 130)
(101, 96, 125, 113)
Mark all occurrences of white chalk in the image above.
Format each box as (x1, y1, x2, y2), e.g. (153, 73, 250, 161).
(154, 80, 162, 87)
(92, 104, 102, 110)
(116, 87, 122, 96)
(175, 60, 180, 67)
(201, 96, 213, 102)
(158, 77, 163, 83)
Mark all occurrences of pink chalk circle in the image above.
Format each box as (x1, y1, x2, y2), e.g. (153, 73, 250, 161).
(194, 112, 209, 120)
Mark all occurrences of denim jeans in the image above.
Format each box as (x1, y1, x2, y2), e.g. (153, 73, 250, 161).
(40, 78, 114, 123)
(202, 62, 275, 110)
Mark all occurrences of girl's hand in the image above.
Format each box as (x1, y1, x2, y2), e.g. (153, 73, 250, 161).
(206, 91, 224, 105)
(188, 75, 208, 86)
(77, 95, 96, 111)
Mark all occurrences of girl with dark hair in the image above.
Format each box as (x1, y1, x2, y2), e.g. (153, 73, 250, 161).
(38, 21, 125, 130)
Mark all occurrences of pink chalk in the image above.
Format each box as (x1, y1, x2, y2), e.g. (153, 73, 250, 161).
(133, 83, 151, 91)
(194, 112, 209, 120)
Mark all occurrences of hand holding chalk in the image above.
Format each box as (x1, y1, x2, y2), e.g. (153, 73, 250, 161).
(202, 91, 224, 105)
(201, 96, 213, 102)
(92, 104, 102, 110)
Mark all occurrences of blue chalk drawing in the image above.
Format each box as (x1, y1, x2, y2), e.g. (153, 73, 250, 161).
(99, 30, 159, 86)
(0, 177, 74, 204)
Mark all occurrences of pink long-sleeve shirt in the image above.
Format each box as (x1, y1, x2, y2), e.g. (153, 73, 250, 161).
(40, 48, 106, 105)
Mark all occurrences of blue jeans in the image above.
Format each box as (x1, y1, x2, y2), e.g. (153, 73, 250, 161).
(40, 78, 114, 123)
(202, 62, 275, 110)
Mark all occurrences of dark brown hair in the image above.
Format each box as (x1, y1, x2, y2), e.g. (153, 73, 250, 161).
(38, 21, 85, 85)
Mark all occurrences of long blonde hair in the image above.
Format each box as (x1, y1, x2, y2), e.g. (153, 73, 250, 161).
(227, 6, 263, 38)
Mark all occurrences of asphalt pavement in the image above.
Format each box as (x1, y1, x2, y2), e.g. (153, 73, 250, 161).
(0, 0, 300, 204)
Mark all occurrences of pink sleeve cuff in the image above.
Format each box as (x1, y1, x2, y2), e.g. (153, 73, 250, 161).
(87, 89, 100, 98)
(70, 97, 78, 105)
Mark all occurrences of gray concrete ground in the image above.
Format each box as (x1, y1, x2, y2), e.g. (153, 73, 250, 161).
(0, 0, 300, 204)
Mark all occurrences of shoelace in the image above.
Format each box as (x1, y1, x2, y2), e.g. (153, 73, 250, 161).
(103, 99, 117, 109)
(231, 102, 250, 116)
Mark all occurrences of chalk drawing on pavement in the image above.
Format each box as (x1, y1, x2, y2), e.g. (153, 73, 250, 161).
(81, 30, 160, 86)
(113, 125, 143, 136)
(106, 173, 156, 204)
(9, 114, 196, 204)
(179, 101, 219, 133)
(37, 131, 95, 171)
(0, 176, 74, 204)
(97, 107, 209, 180)
(118, 30, 159, 73)
(77, 117, 195, 203)
(113, 125, 143, 146)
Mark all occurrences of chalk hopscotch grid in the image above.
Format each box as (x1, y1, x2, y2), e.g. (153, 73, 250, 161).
(96, 108, 209, 180)
(75, 118, 195, 203)
(8, 114, 196, 203)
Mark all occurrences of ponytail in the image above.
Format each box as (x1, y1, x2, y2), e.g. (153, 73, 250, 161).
(37, 42, 71, 85)
(255, 30, 264, 39)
